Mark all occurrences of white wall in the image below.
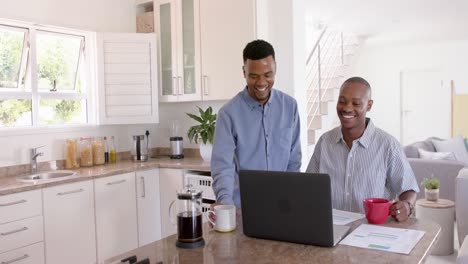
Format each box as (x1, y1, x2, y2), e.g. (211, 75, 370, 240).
(0, 0, 135, 32)
(256, 0, 308, 170)
(0, 0, 137, 166)
(349, 39, 468, 141)
(156, 101, 226, 149)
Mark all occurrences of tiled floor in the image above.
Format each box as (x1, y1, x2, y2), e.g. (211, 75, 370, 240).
(426, 223, 459, 264)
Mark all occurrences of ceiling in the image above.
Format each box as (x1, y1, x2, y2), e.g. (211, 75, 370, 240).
(305, 0, 468, 45)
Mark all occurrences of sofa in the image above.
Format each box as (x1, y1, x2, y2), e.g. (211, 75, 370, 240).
(404, 137, 466, 202)
(457, 168, 468, 263)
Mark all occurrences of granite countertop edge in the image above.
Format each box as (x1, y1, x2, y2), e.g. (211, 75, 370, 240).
(0, 157, 210, 196)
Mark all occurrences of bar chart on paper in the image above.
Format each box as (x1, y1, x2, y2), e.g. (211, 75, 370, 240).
(339, 224, 425, 254)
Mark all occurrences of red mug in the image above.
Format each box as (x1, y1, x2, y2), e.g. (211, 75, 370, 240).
(363, 198, 392, 224)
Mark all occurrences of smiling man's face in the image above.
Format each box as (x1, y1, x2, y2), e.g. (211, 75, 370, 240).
(336, 81, 373, 132)
(243, 55, 276, 105)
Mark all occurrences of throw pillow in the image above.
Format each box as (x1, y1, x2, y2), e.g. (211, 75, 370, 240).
(432, 135, 468, 166)
(417, 148, 456, 161)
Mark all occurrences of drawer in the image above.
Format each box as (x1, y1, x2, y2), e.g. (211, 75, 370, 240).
(0, 242, 44, 264)
(0, 190, 42, 224)
(0, 216, 43, 254)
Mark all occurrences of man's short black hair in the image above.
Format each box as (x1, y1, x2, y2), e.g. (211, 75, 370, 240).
(342, 76, 372, 98)
(243, 39, 275, 63)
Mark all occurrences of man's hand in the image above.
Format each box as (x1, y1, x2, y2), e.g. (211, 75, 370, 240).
(390, 200, 411, 222)
(392, 190, 416, 222)
(208, 202, 224, 227)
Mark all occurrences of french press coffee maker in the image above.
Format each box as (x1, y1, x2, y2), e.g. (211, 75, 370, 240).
(169, 185, 205, 248)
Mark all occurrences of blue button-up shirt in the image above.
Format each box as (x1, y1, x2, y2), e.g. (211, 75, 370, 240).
(306, 119, 419, 213)
(211, 88, 302, 208)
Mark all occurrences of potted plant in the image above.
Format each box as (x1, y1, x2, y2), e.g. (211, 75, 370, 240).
(421, 177, 440, 201)
(186, 106, 216, 161)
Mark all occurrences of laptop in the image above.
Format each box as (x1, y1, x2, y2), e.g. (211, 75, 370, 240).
(239, 170, 350, 247)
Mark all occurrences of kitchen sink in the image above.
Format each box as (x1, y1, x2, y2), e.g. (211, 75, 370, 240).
(17, 170, 76, 182)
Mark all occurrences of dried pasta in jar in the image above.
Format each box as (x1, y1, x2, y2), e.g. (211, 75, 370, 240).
(79, 137, 93, 167)
(92, 137, 105, 165)
(65, 138, 80, 169)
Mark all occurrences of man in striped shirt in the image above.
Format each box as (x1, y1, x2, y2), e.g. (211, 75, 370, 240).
(306, 77, 419, 222)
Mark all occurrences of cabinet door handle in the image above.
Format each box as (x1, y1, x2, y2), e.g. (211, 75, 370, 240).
(1, 227, 28, 236)
(172, 76, 177, 96)
(106, 179, 126, 186)
(203, 75, 209, 95)
(57, 188, 84, 196)
(178, 76, 183, 95)
(0, 199, 27, 207)
(1, 254, 29, 264)
(141, 177, 146, 198)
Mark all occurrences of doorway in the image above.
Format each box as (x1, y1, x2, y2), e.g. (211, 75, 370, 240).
(400, 69, 450, 145)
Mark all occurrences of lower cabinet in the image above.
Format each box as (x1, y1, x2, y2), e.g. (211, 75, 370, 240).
(136, 169, 162, 246)
(0, 190, 44, 264)
(95, 172, 138, 262)
(3, 167, 190, 263)
(0, 242, 44, 264)
(0, 216, 43, 254)
(43, 180, 96, 264)
(159, 168, 184, 238)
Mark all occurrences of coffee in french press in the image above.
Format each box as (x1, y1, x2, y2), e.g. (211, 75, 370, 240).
(169, 185, 205, 248)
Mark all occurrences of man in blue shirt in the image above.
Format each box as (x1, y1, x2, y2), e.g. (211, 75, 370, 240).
(211, 40, 302, 208)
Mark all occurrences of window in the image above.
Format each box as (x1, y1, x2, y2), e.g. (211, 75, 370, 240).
(0, 20, 94, 128)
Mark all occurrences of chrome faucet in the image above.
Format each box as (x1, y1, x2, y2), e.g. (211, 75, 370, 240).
(30, 146, 45, 174)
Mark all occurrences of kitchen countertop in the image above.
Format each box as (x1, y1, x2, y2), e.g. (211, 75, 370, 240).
(0, 157, 210, 196)
(105, 216, 441, 264)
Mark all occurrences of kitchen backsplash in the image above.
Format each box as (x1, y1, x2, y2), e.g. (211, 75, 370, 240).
(0, 147, 201, 179)
(0, 101, 226, 167)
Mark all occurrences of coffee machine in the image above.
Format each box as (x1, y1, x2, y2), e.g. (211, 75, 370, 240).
(170, 120, 184, 159)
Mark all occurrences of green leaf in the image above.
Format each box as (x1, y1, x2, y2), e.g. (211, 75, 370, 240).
(201, 133, 208, 145)
(186, 113, 203, 123)
(186, 106, 217, 145)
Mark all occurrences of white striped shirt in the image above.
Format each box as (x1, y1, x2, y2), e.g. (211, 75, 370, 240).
(306, 119, 419, 213)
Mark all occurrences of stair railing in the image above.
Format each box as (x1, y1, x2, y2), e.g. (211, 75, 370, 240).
(305, 29, 347, 129)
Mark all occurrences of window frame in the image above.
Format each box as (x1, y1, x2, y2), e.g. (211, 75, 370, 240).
(0, 19, 97, 130)
(0, 24, 28, 91)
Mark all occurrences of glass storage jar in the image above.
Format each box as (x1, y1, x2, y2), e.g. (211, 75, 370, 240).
(92, 137, 105, 165)
(65, 138, 80, 169)
(79, 137, 93, 167)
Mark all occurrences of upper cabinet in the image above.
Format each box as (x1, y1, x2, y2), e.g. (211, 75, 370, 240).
(154, 0, 255, 102)
(156, 0, 202, 102)
(97, 33, 159, 124)
(198, 0, 256, 101)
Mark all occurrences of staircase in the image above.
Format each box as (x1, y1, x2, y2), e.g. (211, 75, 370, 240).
(306, 28, 360, 151)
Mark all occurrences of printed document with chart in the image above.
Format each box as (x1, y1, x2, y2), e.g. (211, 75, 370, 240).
(339, 224, 425, 254)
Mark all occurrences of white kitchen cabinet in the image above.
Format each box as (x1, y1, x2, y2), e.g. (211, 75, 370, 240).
(95, 172, 138, 261)
(0, 189, 44, 264)
(43, 180, 96, 264)
(159, 168, 184, 238)
(156, 0, 202, 102)
(136, 169, 162, 246)
(155, 0, 255, 102)
(97, 33, 159, 124)
(0, 189, 41, 225)
(0, 216, 43, 254)
(0, 242, 44, 264)
(199, 0, 255, 100)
